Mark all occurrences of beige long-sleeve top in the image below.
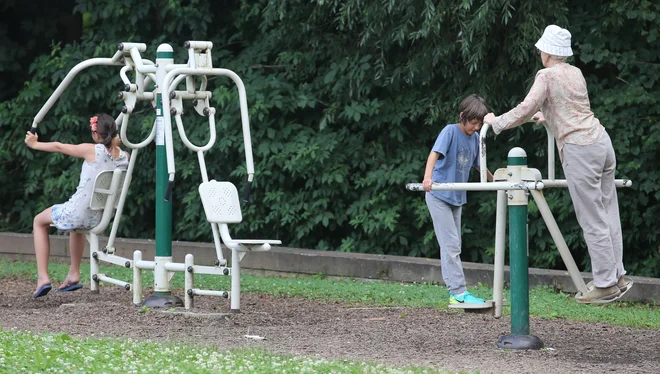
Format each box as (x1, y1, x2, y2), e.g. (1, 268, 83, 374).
(490, 62, 604, 159)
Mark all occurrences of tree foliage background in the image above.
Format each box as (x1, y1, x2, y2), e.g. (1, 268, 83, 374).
(1, 0, 658, 277)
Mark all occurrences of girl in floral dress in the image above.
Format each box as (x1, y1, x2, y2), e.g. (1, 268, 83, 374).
(25, 114, 129, 298)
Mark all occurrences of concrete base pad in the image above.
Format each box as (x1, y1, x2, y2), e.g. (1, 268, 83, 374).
(143, 295, 184, 308)
(497, 334, 544, 350)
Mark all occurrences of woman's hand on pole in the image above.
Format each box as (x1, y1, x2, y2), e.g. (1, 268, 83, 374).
(483, 112, 496, 124)
(532, 111, 546, 125)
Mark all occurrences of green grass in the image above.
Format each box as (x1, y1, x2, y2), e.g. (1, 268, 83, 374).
(1, 259, 657, 373)
(0, 331, 450, 374)
(2, 259, 658, 330)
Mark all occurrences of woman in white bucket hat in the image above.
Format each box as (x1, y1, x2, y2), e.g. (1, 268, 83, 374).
(483, 25, 632, 304)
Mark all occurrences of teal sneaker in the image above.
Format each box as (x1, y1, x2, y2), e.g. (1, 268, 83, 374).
(449, 291, 485, 304)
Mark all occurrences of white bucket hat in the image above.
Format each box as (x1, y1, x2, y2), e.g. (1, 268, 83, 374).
(535, 25, 573, 57)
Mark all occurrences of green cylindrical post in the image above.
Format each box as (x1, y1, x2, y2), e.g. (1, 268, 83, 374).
(154, 90, 172, 297)
(496, 147, 543, 350)
(507, 151, 529, 335)
(509, 204, 529, 335)
(143, 44, 182, 307)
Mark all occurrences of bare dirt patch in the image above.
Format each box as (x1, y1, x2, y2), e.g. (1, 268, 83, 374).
(1, 278, 658, 373)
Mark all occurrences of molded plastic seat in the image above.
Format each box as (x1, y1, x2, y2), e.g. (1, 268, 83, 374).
(90, 169, 127, 211)
(52, 168, 126, 235)
(199, 180, 281, 249)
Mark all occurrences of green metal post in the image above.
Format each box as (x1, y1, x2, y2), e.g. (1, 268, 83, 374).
(496, 147, 543, 350)
(154, 90, 172, 297)
(509, 204, 529, 335)
(143, 44, 183, 307)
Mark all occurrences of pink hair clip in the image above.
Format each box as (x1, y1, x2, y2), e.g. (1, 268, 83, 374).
(90, 116, 98, 132)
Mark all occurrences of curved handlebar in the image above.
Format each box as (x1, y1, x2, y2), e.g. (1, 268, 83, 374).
(118, 112, 157, 149)
(32, 58, 124, 130)
(160, 67, 256, 201)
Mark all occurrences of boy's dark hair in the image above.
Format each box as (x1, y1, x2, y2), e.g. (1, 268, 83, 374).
(458, 94, 488, 124)
(94, 113, 118, 147)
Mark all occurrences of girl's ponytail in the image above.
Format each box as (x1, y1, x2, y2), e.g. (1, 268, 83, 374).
(93, 113, 119, 149)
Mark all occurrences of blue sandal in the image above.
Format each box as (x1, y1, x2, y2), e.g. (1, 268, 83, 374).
(33, 284, 52, 299)
(57, 283, 83, 292)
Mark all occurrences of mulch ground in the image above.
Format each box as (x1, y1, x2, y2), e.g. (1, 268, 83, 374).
(1, 278, 658, 373)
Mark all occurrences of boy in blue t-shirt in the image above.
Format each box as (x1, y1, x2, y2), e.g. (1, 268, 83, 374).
(422, 94, 492, 305)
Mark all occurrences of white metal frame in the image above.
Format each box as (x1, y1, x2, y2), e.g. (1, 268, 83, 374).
(198, 180, 281, 311)
(408, 154, 584, 315)
(478, 123, 632, 317)
(408, 123, 633, 317)
(31, 41, 278, 312)
(60, 168, 134, 291)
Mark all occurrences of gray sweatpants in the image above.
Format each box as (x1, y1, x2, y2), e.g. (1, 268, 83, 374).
(561, 131, 625, 288)
(425, 193, 466, 295)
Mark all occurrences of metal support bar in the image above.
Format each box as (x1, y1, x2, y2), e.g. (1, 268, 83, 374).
(493, 190, 507, 318)
(94, 252, 132, 268)
(406, 181, 544, 192)
(185, 254, 194, 309)
(95, 275, 131, 290)
(230, 247, 241, 313)
(135, 260, 156, 270)
(133, 251, 143, 305)
(191, 289, 230, 297)
(541, 179, 632, 188)
(164, 262, 186, 272)
(530, 190, 588, 294)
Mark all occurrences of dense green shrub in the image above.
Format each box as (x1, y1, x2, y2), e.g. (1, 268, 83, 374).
(0, 0, 657, 277)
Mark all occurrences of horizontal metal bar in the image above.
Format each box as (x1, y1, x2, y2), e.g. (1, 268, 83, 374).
(406, 181, 544, 192)
(135, 260, 155, 270)
(185, 41, 213, 50)
(164, 262, 186, 272)
(118, 42, 147, 52)
(191, 265, 230, 276)
(164, 262, 230, 276)
(171, 91, 212, 100)
(136, 92, 155, 101)
(96, 274, 130, 289)
(95, 252, 132, 268)
(191, 289, 229, 297)
(541, 179, 632, 188)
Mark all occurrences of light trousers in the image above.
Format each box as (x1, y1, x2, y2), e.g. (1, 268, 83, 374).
(562, 132, 625, 288)
(426, 193, 467, 295)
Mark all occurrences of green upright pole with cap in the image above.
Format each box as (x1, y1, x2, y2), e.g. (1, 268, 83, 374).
(143, 44, 183, 307)
(497, 147, 543, 350)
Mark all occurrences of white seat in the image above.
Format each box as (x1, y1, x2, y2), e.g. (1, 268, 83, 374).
(88, 168, 127, 235)
(50, 168, 132, 292)
(52, 168, 126, 235)
(86, 167, 134, 293)
(198, 181, 243, 223)
(197, 179, 281, 312)
(90, 169, 127, 210)
(198, 180, 281, 250)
